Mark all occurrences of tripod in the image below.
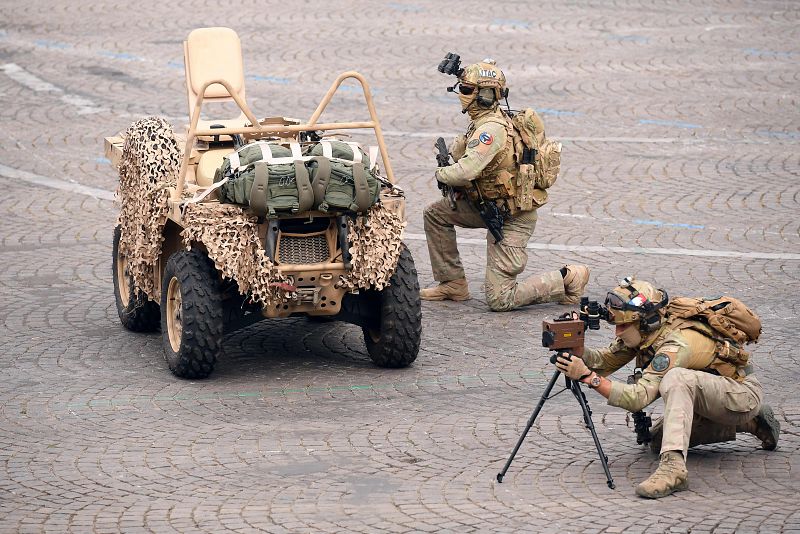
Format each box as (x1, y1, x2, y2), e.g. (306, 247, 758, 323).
(496, 368, 615, 489)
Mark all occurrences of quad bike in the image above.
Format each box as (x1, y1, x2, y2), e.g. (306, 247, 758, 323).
(105, 27, 421, 379)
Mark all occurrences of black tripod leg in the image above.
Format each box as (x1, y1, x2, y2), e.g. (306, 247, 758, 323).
(496, 370, 561, 483)
(569, 379, 615, 489)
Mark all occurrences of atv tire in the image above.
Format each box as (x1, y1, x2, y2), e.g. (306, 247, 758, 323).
(112, 225, 160, 332)
(363, 245, 422, 368)
(160, 249, 223, 379)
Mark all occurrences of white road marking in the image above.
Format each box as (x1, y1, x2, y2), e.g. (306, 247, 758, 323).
(0, 163, 797, 261)
(1, 63, 106, 115)
(0, 163, 115, 201)
(403, 233, 800, 261)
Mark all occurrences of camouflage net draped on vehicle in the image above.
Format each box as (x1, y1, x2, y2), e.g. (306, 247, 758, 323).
(116, 116, 182, 300)
(117, 116, 405, 307)
(180, 202, 405, 307)
(337, 205, 406, 292)
(180, 203, 296, 306)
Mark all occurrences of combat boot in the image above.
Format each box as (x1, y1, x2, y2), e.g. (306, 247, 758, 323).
(635, 451, 688, 499)
(420, 278, 471, 301)
(737, 404, 780, 450)
(559, 264, 590, 304)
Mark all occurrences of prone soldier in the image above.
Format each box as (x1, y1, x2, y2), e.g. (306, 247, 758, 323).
(555, 278, 780, 498)
(420, 54, 589, 311)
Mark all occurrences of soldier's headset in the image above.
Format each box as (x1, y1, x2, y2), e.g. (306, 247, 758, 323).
(476, 87, 510, 108)
(615, 277, 669, 332)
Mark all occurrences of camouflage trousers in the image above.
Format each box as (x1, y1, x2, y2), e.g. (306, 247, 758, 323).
(423, 197, 564, 311)
(659, 368, 763, 457)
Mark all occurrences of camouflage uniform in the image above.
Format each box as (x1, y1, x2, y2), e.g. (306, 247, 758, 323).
(583, 323, 764, 457)
(565, 279, 779, 498)
(423, 60, 585, 311)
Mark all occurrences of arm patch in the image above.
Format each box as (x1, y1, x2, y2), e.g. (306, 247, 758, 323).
(651, 353, 672, 372)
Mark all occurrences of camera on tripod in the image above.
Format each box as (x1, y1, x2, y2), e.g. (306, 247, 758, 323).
(438, 52, 464, 77)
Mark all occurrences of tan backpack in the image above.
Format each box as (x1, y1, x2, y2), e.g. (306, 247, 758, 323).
(665, 296, 762, 346)
(509, 108, 562, 191)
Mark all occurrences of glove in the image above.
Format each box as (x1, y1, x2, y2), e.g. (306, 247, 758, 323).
(555, 353, 590, 380)
(450, 134, 467, 161)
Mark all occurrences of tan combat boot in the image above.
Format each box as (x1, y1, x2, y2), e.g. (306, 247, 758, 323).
(420, 278, 471, 301)
(635, 451, 688, 499)
(559, 264, 590, 304)
(736, 404, 780, 450)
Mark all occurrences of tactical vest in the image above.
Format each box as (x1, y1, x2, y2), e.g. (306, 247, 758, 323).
(467, 111, 548, 214)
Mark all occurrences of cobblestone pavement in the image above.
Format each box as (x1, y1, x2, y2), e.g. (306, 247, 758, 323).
(1, 0, 799, 532)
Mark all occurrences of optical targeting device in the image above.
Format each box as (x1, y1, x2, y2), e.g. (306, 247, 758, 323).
(498, 298, 616, 489)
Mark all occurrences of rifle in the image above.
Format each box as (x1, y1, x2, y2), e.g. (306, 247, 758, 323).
(434, 137, 506, 243)
(434, 137, 457, 210)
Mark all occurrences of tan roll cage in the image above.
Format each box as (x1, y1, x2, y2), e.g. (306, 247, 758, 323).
(173, 71, 395, 202)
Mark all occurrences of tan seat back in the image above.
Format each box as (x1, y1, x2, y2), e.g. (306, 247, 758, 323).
(183, 27, 247, 124)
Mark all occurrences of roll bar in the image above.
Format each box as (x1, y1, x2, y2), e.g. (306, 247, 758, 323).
(173, 71, 395, 202)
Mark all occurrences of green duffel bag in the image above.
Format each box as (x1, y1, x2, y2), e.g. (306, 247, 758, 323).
(214, 142, 314, 216)
(307, 141, 380, 213)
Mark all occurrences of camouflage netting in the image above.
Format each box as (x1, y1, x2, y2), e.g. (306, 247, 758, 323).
(116, 116, 182, 300)
(181, 202, 405, 307)
(116, 115, 405, 307)
(180, 203, 296, 306)
(337, 204, 406, 292)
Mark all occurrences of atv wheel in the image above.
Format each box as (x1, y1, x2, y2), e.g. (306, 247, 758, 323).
(112, 225, 160, 332)
(363, 245, 422, 367)
(160, 249, 223, 379)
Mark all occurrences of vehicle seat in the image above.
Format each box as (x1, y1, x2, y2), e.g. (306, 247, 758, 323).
(184, 27, 248, 138)
(195, 147, 234, 187)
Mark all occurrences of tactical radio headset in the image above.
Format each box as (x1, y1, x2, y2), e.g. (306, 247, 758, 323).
(607, 276, 669, 332)
(438, 52, 510, 110)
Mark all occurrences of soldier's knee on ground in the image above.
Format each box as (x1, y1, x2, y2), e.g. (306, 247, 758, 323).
(485, 287, 515, 312)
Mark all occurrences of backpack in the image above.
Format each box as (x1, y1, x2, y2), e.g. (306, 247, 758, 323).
(509, 108, 562, 191)
(665, 296, 762, 346)
(213, 140, 379, 216)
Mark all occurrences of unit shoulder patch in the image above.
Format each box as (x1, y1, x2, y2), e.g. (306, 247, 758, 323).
(478, 132, 493, 145)
(651, 353, 672, 372)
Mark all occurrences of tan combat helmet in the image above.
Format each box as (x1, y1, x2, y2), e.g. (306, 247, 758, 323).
(458, 59, 508, 109)
(604, 277, 669, 331)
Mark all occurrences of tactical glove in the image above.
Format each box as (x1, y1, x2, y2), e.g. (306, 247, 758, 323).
(555, 353, 590, 380)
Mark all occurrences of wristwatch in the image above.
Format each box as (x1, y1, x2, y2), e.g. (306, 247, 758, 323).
(586, 372, 602, 389)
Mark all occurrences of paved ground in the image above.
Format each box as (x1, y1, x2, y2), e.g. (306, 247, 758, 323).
(1, 0, 799, 532)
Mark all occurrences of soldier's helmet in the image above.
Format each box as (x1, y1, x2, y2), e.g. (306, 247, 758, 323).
(604, 277, 668, 330)
(458, 59, 507, 107)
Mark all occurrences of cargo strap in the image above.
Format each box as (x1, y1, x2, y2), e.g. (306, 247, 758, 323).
(319, 141, 371, 212)
(249, 159, 315, 217)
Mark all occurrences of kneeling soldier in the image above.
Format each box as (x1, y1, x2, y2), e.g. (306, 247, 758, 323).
(555, 278, 780, 498)
(421, 58, 589, 311)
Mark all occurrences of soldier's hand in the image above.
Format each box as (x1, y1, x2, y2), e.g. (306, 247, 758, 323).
(555, 353, 590, 380)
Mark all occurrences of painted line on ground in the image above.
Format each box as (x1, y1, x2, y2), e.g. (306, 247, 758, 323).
(1, 63, 106, 115)
(2, 162, 797, 261)
(404, 233, 800, 261)
(0, 163, 115, 201)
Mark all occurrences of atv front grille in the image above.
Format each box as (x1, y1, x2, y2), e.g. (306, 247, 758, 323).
(278, 234, 330, 264)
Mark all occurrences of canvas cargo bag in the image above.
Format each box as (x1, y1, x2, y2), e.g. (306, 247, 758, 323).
(214, 140, 379, 215)
(307, 141, 380, 213)
(509, 108, 562, 210)
(666, 296, 762, 346)
(214, 142, 314, 216)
